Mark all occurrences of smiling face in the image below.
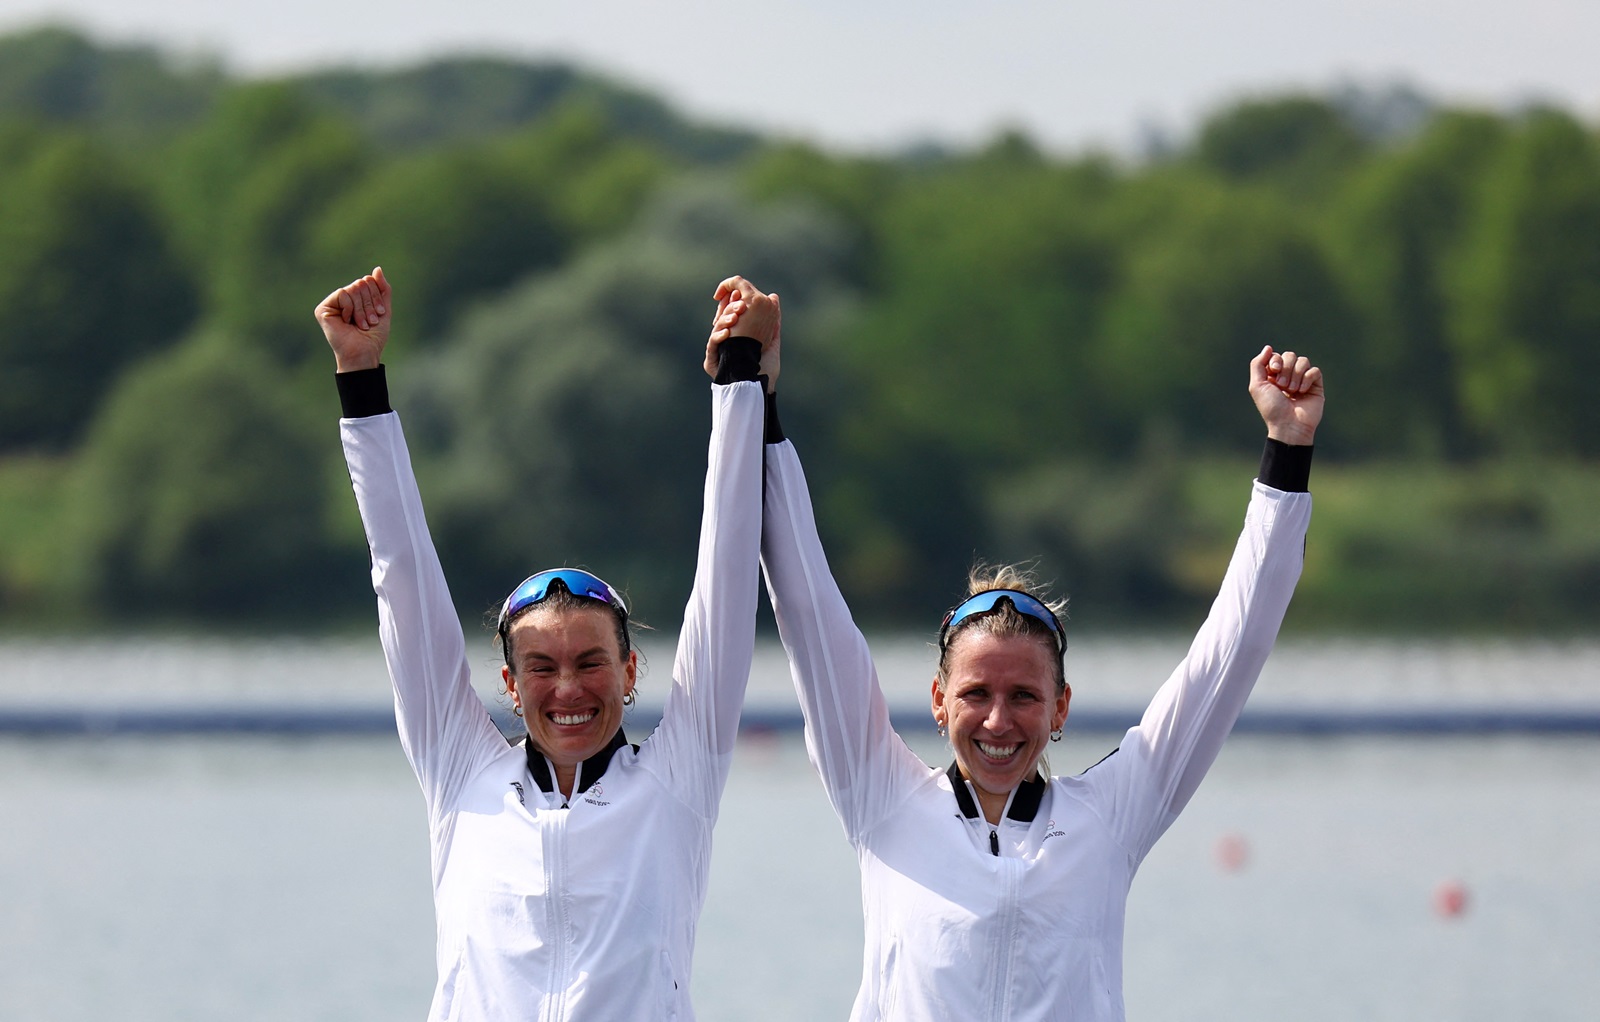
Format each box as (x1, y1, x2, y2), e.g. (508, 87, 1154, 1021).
(501, 604, 636, 773)
(932, 631, 1070, 817)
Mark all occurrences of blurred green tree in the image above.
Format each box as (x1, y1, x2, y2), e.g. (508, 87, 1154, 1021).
(1448, 110, 1600, 455)
(985, 453, 1190, 622)
(1196, 94, 1368, 199)
(161, 84, 329, 260)
(66, 340, 361, 618)
(1, 18, 1597, 631)
(310, 146, 568, 350)
(742, 140, 910, 290)
(163, 85, 368, 364)
(1328, 111, 1509, 458)
(847, 156, 1120, 465)
(0, 25, 219, 145)
(1098, 175, 1363, 455)
(491, 98, 677, 243)
(0, 134, 197, 451)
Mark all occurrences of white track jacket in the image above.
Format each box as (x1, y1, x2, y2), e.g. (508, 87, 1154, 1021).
(760, 438, 1311, 1022)
(341, 380, 764, 1021)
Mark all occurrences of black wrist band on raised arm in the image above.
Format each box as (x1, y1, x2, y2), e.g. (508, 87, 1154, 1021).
(335, 365, 391, 419)
(714, 337, 762, 384)
(1258, 437, 1313, 493)
(712, 337, 782, 441)
(765, 390, 784, 444)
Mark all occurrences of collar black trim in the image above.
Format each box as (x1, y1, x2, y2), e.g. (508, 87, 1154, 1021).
(1009, 774, 1047, 822)
(945, 761, 1048, 823)
(524, 728, 632, 795)
(947, 761, 981, 819)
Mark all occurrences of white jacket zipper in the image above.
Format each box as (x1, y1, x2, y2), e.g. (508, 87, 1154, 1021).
(543, 807, 570, 1022)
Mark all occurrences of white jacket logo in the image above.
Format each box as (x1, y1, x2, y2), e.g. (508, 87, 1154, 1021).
(583, 781, 610, 806)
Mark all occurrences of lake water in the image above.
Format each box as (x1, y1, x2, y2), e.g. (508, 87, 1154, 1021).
(2, 635, 1598, 1020)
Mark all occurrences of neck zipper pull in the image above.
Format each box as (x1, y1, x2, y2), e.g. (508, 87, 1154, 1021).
(989, 828, 1000, 856)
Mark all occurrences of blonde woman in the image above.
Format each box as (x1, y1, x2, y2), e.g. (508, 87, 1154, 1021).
(746, 277, 1322, 1020)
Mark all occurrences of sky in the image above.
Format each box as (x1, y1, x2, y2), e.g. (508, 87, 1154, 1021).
(1, 0, 1596, 153)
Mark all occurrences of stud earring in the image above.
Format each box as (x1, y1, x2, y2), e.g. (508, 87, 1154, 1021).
(1050, 727, 1063, 742)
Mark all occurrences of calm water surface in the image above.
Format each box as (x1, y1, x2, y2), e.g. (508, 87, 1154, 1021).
(2, 637, 1597, 1020)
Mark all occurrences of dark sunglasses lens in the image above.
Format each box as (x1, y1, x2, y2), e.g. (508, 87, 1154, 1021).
(567, 580, 613, 603)
(502, 569, 624, 627)
(1008, 593, 1055, 627)
(941, 590, 1063, 652)
(946, 591, 1007, 630)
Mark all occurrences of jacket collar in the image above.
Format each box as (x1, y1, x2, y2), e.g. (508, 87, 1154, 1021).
(946, 761, 1047, 824)
(525, 728, 632, 796)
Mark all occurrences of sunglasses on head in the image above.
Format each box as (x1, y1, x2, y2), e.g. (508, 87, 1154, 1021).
(939, 589, 1066, 656)
(497, 568, 629, 636)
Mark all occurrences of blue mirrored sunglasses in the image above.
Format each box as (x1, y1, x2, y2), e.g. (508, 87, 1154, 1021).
(498, 568, 628, 633)
(939, 589, 1065, 656)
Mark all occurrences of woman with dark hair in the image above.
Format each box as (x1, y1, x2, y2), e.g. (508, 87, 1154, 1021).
(743, 279, 1323, 1020)
(315, 267, 778, 1021)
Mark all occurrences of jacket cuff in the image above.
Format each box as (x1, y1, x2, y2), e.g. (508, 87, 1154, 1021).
(335, 365, 391, 418)
(714, 337, 761, 384)
(1258, 437, 1313, 492)
(765, 390, 785, 444)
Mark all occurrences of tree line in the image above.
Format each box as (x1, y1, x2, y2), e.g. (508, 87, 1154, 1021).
(1, 25, 1597, 634)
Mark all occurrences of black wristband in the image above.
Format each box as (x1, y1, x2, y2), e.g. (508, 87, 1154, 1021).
(714, 337, 762, 384)
(764, 389, 785, 444)
(335, 365, 391, 418)
(1258, 438, 1313, 492)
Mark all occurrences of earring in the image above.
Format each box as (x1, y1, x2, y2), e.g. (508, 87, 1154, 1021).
(514, 706, 524, 718)
(1050, 727, 1063, 742)
(936, 720, 948, 738)
(623, 690, 636, 708)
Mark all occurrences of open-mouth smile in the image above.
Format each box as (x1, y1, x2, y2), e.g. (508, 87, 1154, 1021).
(549, 711, 597, 726)
(975, 740, 1021, 762)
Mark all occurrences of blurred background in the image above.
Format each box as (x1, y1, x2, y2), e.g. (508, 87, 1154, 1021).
(0, 2, 1596, 1019)
(0, 2, 1597, 630)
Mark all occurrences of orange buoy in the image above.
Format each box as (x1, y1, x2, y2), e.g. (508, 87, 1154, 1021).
(1433, 879, 1469, 918)
(1214, 833, 1249, 872)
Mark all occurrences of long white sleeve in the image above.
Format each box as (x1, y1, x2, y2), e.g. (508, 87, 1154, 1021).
(342, 412, 508, 823)
(761, 439, 930, 842)
(1095, 480, 1312, 858)
(642, 380, 766, 819)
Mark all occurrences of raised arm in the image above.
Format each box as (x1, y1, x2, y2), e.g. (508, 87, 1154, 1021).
(640, 277, 769, 817)
(318, 269, 506, 818)
(734, 286, 929, 842)
(1105, 346, 1323, 857)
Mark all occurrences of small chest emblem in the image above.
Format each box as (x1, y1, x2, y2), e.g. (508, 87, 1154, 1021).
(582, 781, 611, 807)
